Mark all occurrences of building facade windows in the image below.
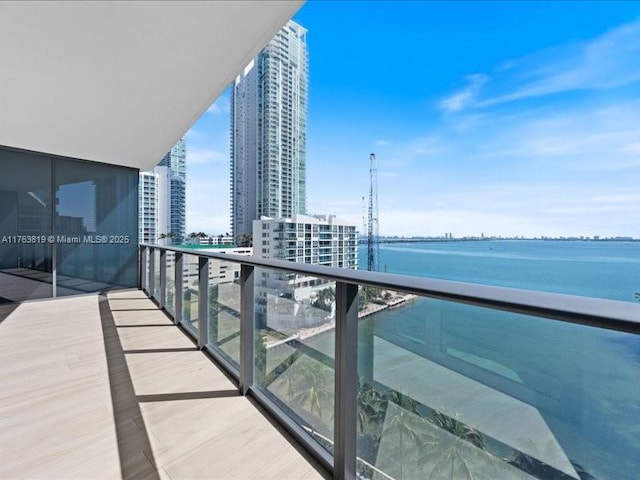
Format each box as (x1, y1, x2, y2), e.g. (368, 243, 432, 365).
(231, 21, 308, 237)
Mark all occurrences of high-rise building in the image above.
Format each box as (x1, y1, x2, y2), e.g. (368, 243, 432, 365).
(139, 138, 184, 245)
(158, 138, 186, 244)
(138, 166, 170, 244)
(231, 20, 308, 237)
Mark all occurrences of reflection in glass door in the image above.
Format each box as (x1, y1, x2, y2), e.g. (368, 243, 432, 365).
(0, 150, 53, 302)
(0, 146, 139, 303)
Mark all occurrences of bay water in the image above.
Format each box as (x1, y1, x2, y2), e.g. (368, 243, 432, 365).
(374, 239, 640, 302)
(311, 240, 640, 478)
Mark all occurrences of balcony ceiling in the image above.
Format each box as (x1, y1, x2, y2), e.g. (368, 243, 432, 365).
(0, 1, 303, 170)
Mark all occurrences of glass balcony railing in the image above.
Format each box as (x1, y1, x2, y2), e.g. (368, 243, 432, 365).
(139, 244, 640, 480)
(165, 250, 176, 316)
(254, 266, 336, 455)
(208, 259, 241, 367)
(182, 254, 199, 335)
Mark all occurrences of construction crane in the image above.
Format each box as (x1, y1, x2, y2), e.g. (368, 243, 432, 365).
(367, 153, 379, 272)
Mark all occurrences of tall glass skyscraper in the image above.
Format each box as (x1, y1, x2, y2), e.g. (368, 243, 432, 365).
(231, 20, 308, 237)
(157, 138, 186, 244)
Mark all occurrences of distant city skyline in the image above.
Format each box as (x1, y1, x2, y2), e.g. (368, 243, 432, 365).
(184, 1, 640, 238)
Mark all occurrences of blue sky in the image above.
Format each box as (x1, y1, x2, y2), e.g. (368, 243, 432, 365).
(185, 1, 640, 238)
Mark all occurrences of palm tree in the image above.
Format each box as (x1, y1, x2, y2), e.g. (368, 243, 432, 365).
(420, 440, 476, 480)
(292, 359, 334, 421)
(357, 379, 387, 465)
(357, 379, 385, 435)
(284, 356, 305, 402)
(419, 412, 497, 480)
(158, 231, 175, 246)
(312, 287, 335, 313)
(432, 411, 486, 450)
(382, 390, 428, 480)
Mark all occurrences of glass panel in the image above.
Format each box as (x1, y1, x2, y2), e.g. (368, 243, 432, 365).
(356, 288, 640, 480)
(165, 250, 176, 316)
(254, 267, 335, 454)
(54, 158, 138, 296)
(0, 148, 53, 302)
(152, 249, 160, 300)
(143, 247, 150, 295)
(182, 254, 199, 333)
(207, 259, 241, 367)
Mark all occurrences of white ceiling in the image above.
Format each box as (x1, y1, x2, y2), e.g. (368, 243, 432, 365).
(0, 1, 303, 171)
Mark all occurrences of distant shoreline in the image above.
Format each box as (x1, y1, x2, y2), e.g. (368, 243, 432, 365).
(362, 237, 638, 244)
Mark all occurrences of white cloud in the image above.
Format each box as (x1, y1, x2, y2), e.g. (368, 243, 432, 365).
(469, 100, 640, 171)
(479, 19, 640, 107)
(375, 139, 390, 146)
(437, 20, 640, 113)
(439, 74, 488, 112)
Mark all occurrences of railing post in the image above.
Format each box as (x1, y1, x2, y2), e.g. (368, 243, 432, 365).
(334, 281, 359, 480)
(148, 247, 155, 299)
(198, 256, 209, 349)
(239, 264, 255, 395)
(174, 252, 183, 325)
(140, 246, 148, 293)
(159, 249, 167, 309)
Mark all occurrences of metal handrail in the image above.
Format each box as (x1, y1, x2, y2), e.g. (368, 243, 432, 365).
(140, 243, 640, 480)
(141, 243, 640, 334)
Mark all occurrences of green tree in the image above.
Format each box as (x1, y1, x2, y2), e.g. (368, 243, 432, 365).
(357, 379, 385, 435)
(292, 359, 334, 420)
(382, 390, 428, 480)
(432, 412, 486, 450)
(158, 231, 175, 245)
(312, 287, 335, 313)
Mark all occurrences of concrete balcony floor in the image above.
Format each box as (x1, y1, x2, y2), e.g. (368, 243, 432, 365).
(0, 290, 327, 480)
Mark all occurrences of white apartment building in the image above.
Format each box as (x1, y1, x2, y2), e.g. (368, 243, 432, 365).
(253, 215, 358, 305)
(191, 235, 235, 247)
(138, 166, 170, 245)
(177, 246, 253, 287)
(231, 20, 308, 237)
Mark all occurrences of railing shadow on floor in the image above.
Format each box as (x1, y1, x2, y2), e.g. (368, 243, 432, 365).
(98, 293, 161, 480)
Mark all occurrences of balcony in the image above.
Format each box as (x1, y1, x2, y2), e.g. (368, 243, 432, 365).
(21, 242, 640, 479)
(2, 244, 639, 480)
(0, 289, 326, 479)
